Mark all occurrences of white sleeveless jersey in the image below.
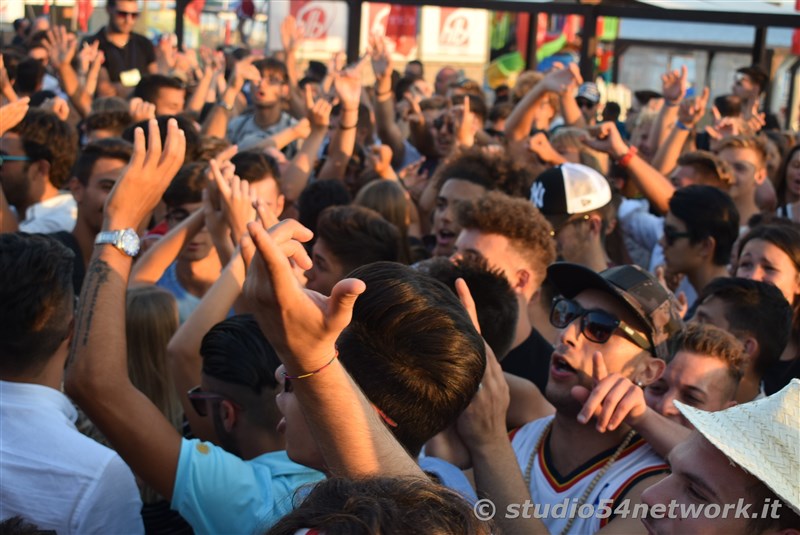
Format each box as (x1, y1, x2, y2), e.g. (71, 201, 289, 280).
(511, 416, 669, 534)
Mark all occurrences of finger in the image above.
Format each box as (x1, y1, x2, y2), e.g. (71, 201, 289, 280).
(463, 95, 470, 121)
(304, 83, 315, 111)
(280, 239, 313, 271)
(240, 233, 256, 269)
(712, 106, 721, 122)
(218, 143, 239, 163)
(247, 221, 303, 301)
(129, 127, 147, 171)
(455, 278, 481, 334)
(145, 118, 162, 166)
(209, 159, 231, 198)
(267, 218, 314, 246)
(594, 378, 631, 432)
(680, 64, 687, 81)
(605, 384, 642, 431)
(327, 278, 367, 334)
(577, 375, 618, 424)
(254, 199, 280, 228)
(593, 351, 608, 384)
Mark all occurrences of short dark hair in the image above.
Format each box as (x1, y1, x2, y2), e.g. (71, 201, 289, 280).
(13, 58, 45, 95)
(736, 65, 768, 94)
(10, 109, 79, 188)
(450, 93, 487, 123)
(84, 111, 134, 138)
(338, 262, 486, 456)
(71, 138, 133, 186)
(253, 58, 288, 83)
(602, 101, 622, 121)
(672, 323, 745, 398)
(230, 150, 280, 184)
(713, 94, 742, 118)
(0, 234, 74, 378)
(417, 256, 518, 359)
(132, 75, 186, 105)
(268, 476, 491, 535)
(163, 162, 208, 207)
(297, 180, 351, 237)
(698, 277, 792, 375)
(669, 185, 739, 266)
(316, 206, 402, 273)
(13, 18, 28, 32)
(200, 314, 282, 428)
(432, 146, 535, 200)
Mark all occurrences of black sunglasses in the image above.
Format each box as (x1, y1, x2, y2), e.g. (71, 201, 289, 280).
(576, 98, 596, 109)
(663, 225, 692, 246)
(550, 297, 651, 351)
(187, 386, 243, 417)
(115, 9, 140, 19)
(433, 115, 454, 134)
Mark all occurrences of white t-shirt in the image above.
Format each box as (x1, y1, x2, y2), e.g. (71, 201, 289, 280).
(18, 192, 77, 234)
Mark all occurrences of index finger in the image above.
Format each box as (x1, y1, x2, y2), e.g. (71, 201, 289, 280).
(455, 278, 480, 334)
(246, 221, 304, 303)
(304, 83, 315, 111)
(592, 351, 608, 384)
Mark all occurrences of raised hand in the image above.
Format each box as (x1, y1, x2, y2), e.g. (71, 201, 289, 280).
(77, 40, 101, 74)
(84, 50, 105, 97)
(661, 65, 687, 104)
(584, 122, 630, 160)
(241, 218, 362, 373)
(574, 352, 648, 432)
(333, 62, 364, 110)
(305, 84, 332, 129)
(44, 26, 78, 69)
(369, 33, 392, 81)
(230, 56, 261, 90)
(540, 62, 583, 95)
(209, 158, 257, 243)
(677, 86, 710, 128)
(41, 96, 70, 121)
(453, 95, 474, 148)
(0, 97, 30, 136)
(280, 15, 303, 53)
(104, 119, 186, 230)
(129, 97, 156, 123)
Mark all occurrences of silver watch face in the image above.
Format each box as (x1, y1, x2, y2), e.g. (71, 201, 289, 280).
(120, 229, 140, 256)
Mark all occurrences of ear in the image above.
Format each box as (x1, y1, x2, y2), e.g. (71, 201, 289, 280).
(636, 356, 666, 386)
(68, 177, 84, 202)
(699, 235, 717, 260)
(512, 268, 531, 294)
(754, 165, 767, 185)
(742, 336, 759, 361)
(219, 400, 238, 432)
(587, 214, 603, 237)
(31, 159, 51, 184)
(275, 194, 285, 218)
(722, 400, 737, 409)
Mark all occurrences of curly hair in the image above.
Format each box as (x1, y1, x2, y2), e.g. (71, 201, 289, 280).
(10, 109, 78, 188)
(456, 191, 556, 288)
(432, 146, 536, 200)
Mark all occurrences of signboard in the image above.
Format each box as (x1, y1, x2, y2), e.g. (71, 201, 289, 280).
(419, 6, 489, 63)
(267, 1, 348, 57)
(364, 3, 418, 57)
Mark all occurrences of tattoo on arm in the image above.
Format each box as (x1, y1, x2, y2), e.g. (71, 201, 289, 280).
(72, 258, 112, 351)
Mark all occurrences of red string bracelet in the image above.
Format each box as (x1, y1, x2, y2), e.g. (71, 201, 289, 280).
(617, 145, 638, 168)
(282, 351, 339, 380)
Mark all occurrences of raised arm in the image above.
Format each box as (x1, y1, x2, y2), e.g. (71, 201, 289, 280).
(647, 66, 687, 157)
(129, 208, 205, 286)
(370, 35, 406, 168)
(65, 119, 187, 501)
(317, 63, 363, 181)
(585, 122, 675, 215)
(652, 87, 709, 174)
(281, 86, 332, 203)
(202, 57, 260, 139)
(242, 219, 423, 477)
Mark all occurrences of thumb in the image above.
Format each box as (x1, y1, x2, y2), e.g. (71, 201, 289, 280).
(240, 233, 256, 270)
(327, 278, 367, 332)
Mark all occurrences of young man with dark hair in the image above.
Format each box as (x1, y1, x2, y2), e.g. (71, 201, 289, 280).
(732, 65, 768, 102)
(693, 277, 793, 401)
(49, 138, 133, 294)
(84, 0, 156, 96)
(230, 150, 285, 217)
(0, 233, 143, 533)
(84, 110, 135, 142)
(661, 185, 739, 300)
(133, 74, 186, 116)
(645, 322, 744, 428)
(305, 205, 402, 296)
(1, 109, 79, 232)
(455, 191, 556, 391)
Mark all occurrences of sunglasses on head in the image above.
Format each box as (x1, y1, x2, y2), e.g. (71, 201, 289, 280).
(550, 297, 651, 352)
(115, 9, 140, 19)
(663, 225, 692, 246)
(187, 386, 243, 417)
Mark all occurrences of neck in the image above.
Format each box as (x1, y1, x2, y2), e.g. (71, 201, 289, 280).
(176, 255, 221, 297)
(511, 295, 534, 351)
(736, 370, 761, 403)
(71, 216, 98, 267)
(2, 355, 66, 391)
(687, 263, 729, 295)
(549, 413, 634, 476)
(254, 105, 282, 127)
(238, 431, 285, 461)
(105, 25, 130, 46)
(736, 200, 760, 228)
(574, 242, 610, 273)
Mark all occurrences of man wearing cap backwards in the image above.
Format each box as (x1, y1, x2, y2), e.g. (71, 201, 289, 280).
(576, 82, 601, 127)
(641, 379, 800, 535)
(457, 262, 684, 535)
(531, 163, 615, 272)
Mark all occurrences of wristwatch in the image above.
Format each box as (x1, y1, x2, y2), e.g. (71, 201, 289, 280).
(95, 229, 140, 257)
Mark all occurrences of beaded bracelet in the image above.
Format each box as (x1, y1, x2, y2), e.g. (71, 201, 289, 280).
(282, 351, 339, 380)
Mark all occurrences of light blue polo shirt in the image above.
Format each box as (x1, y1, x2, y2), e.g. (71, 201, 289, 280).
(172, 439, 324, 535)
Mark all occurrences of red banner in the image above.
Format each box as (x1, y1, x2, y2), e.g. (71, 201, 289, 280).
(794, 0, 800, 55)
(77, 0, 93, 32)
(368, 4, 417, 56)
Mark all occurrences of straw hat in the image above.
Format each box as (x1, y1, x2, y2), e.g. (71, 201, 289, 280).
(675, 379, 799, 515)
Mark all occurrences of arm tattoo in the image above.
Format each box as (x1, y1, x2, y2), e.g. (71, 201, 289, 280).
(72, 258, 112, 350)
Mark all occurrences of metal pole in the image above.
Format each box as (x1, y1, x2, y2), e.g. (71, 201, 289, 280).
(752, 26, 766, 67)
(175, 0, 188, 51)
(525, 11, 539, 71)
(579, 8, 598, 82)
(346, 0, 363, 64)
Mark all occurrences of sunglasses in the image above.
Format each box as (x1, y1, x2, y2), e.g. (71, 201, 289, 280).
(576, 98, 596, 109)
(187, 386, 243, 417)
(550, 214, 589, 237)
(663, 225, 692, 246)
(433, 115, 454, 134)
(550, 297, 651, 352)
(0, 154, 31, 166)
(115, 10, 140, 19)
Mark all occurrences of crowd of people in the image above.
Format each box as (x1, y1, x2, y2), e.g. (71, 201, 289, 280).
(1, 1, 799, 534)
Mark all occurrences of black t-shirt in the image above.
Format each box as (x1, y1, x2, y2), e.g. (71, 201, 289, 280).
(501, 328, 553, 393)
(49, 231, 86, 295)
(85, 29, 155, 82)
(763, 357, 800, 396)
